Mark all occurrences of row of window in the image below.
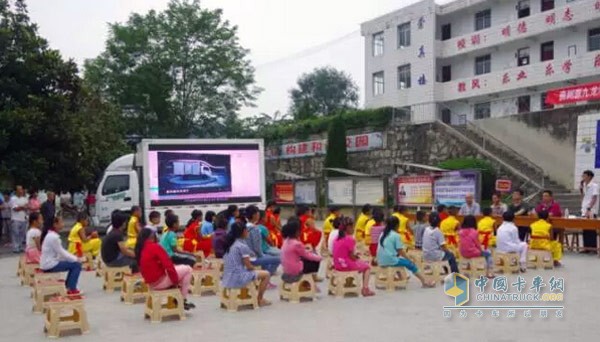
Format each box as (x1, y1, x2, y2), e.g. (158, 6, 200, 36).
(372, 22, 410, 56)
(473, 94, 554, 120)
(372, 28, 600, 94)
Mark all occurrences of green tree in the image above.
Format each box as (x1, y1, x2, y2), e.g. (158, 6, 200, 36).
(0, 0, 126, 190)
(324, 115, 349, 177)
(289, 66, 359, 120)
(84, 0, 259, 138)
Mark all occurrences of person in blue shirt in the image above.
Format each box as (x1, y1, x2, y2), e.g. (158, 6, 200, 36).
(160, 214, 196, 267)
(200, 211, 216, 237)
(377, 216, 435, 288)
(225, 205, 239, 232)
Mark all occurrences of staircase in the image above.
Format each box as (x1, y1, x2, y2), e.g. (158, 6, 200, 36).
(450, 121, 580, 213)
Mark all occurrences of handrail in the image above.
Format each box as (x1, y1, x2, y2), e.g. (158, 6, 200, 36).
(466, 121, 545, 187)
(435, 120, 543, 190)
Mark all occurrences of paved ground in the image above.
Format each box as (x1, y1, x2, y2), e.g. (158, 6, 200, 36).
(0, 251, 598, 342)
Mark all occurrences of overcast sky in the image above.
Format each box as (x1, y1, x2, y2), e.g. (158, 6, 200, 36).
(26, 0, 452, 117)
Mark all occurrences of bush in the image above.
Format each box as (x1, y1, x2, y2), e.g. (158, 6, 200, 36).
(324, 115, 349, 177)
(437, 158, 496, 201)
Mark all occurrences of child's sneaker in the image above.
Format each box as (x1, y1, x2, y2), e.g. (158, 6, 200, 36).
(267, 282, 277, 290)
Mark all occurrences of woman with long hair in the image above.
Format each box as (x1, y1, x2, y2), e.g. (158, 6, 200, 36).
(40, 217, 83, 295)
(280, 218, 322, 284)
(25, 212, 43, 264)
(377, 217, 435, 288)
(136, 228, 195, 311)
(222, 222, 271, 307)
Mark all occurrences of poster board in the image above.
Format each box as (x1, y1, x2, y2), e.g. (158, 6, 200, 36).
(294, 180, 318, 205)
(354, 178, 385, 206)
(433, 171, 479, 206)
(273, 182, 294, 205)
(327, 179, 354, 206)
(395, 175, 434, 206)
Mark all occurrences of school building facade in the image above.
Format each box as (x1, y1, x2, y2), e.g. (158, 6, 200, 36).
(361, 0, 600, 124)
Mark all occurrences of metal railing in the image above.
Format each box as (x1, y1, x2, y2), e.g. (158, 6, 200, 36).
(466, 121, 546, 188)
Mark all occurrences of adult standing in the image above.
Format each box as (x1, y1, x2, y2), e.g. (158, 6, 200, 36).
(507, 189, 530, 242)
(40, 192, 56, 230)
(535, 190, 562, 217)
(0, 193, 10, 243)
(580, 170, 598, 252)
(9, 185, 28, 253)
(458, 193, 481, 216)
(490, 192, 508, 217)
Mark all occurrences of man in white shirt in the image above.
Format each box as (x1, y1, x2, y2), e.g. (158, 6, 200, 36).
(495, 211, 528, 272)
(459, 193, 481, 216)
(9, 185, 28, 253)
(580, 170, 599, 251)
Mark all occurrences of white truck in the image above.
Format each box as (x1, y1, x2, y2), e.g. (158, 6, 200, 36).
(93, 139, 266, 227)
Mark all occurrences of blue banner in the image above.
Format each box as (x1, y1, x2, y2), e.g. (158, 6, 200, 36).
(433, 170, 479, 206)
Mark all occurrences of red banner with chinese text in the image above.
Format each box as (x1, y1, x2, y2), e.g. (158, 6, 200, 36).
(546, 82, 600, 105)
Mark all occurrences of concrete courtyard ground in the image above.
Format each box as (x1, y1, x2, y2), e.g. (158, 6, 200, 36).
(0, 252, 597, 342)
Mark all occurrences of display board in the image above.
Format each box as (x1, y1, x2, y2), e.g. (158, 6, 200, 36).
(354, 178, 385, 206)
(327, 179, 354, 205)
(294, 180, 318, 205)
(433, 171, 479, 206)
(273, 182, 294, 205)
(395, 176, 434, 206)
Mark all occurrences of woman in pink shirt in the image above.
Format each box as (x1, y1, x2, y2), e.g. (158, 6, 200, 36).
(332, 217, 375, 297)
(458, 216, 494, 278)
(280, 218, 322, 284)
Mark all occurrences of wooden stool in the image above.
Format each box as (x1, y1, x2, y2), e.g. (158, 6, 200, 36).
(375, 267, 408, 291)
(422, 260, 450, 285)
(120, 274, 148, 304)
(406, 249, 424, 271)
(205, 258, 224, 276)
(21, 263, 40, 287)
(190, 267, 220, 296)
(17, 255, 24, 277)
(144, 288, 186, 323)
(279, 274, 316, 303)
(528, 250, 553, 269)
(458, 257, 487, 279)
(220, 283, 259, 312)
(493, 252, 520, 274)
(95, 259, 105, 278)
(82, 253, 95, 271)
(103, 266, 130, 293)
(33, 279, 67, 314)
(324, 257, 334, 279)
(43, 296, 90, 338)
(193, 251, 205, 267)
(328, 271, 361, 297)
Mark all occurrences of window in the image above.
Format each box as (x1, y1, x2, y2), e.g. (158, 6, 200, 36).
(475, 9, 491, 31)
(518, 95, 531, 113)
(474, 102, 491, 120)
(541, 92, 554, 110)
(441, 108, 451, 124)
(442, 65, 452, 82)
(373, 72, 384, 96)
(397, 64, 411, 89)
(518, 0, 530, 18)
(441, 24, 452, 41)
(102, 175, 130, 196)
(397, 22, 411, 48)
(372, 32, 384, 56)
(540, 41, 554, 61)
(589, 28, 600, 52)
(517, 47, 530, 66)
(475, 54, 491, 75)
(541, 0, 554, 11)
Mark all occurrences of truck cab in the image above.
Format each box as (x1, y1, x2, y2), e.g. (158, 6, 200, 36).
(95, 154, 140, 226)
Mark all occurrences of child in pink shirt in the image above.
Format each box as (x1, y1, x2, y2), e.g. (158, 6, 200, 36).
(332, 217, 375, 296)
(280, 219, 322, 283)
(458, 215, 494, 278)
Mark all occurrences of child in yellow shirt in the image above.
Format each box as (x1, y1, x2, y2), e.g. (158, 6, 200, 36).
(530, 210, 562, 266)
(67, 212, 101, 258)
(354, 204, 372, 242)
(477, 207, 497, 250)
(392, 205, 414, 249)
(322, 207, 340, 243)
(126, 206, 142, 248)
(440, 206, 460, 256)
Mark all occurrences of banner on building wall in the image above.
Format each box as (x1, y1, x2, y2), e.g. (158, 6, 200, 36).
(273, 182, 294, 205)
(395, 176, 434, 206)
(327, 179, 354, 205)
(266, 132, 384, 159)
(545, 82, 600, 105)
(294, 180, 318, 205)
(354, 178, 385, 206)
(433, 171, 479, 207)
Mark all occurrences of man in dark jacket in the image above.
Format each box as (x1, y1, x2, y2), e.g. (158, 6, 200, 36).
(40, 191, 56, 229)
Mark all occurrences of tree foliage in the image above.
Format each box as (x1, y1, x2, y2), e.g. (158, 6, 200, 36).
(84, 0, 258, 138)
(289, 66, 359, 120)
(0, 0, 126, 190)
(324, 115, 349, 177)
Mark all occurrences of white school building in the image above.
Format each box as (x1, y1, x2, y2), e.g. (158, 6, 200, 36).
(361, 0, 600, 124)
